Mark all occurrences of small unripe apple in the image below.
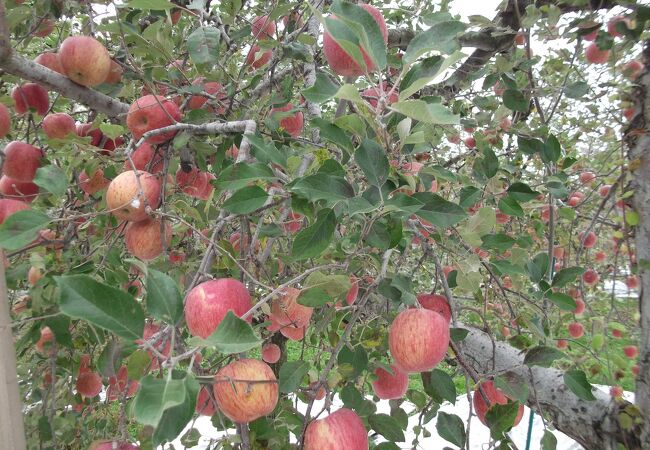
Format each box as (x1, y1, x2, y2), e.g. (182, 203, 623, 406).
(12, 83, 49, 116)
(185, 278, 252, 339)
(106, 170, 161, 222)
(323, 4, 387, 78)
(371, 364, 409, 400)
(245, 45, 272, 70)
(0, 176, 39, 203)
(304, 408, 368, 450)
(2, 141, 42, 182)
(126, 95, 182, 144)
(42, 113, 76, 139)
(252, 15, 276, 39)
(59, 36, 111, 87)
(34, 52, 64, 74)
(568, 322, 584, 338)
(270, 103, 304, 138)
(416, 293, 451, 323)
(76, 371, 103, 397)
(213, 358, 278, 423)
(262, 343, 281, 364)
(196, 385, 218, 416)
(585, 42, 610, 64)
(389, 308, 449, 373)
(473, 380, 524, 427)
(125, 217, 172, 261)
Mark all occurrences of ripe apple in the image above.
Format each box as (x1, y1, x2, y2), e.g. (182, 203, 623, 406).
(245, 45, 272, 70)
(622, 60, 643, 80)
(607, 15, 631, 37)
(0, 103, 10, 138)
(464, 136, 476, 148)
(585, 42, 610, 64)
(579, 171, 596, 184)
(252, 15, 276, 39)
(342, 276, 359, 307)
(304, 408, 368, 450)
(262, 343, 281, 364)
(598, 184, 611, 197)
(595, 250, 607, 262)
(514, 31, 525, 45)
(267, 287, 312, 340)
(632, 365, 639, 376)
(448, 134, 461, 144)
(184, 278, 252, 339)
(579, 231, 597, 248)
(12, 83, 49, 116)
(568, 322, 584, 338)
(79, 169, 109, 195)
(27, 266, 42, 286)
(388, 308, 449, 373)
(323, 4, 387, 77)
(34, 52, 64, 74)
(176, 167, 208, 197)
(308, 381, 326, 400)
(106, 170, 161, 222)
(0, 176, 39, 202)
(473, 380, 524, 427)
(107, 366, 139, 401)
(213, 358, 278, 423)
(125, 217, 172, 261)
(2, 141, 42, 182)
(493, 81, 505, 96)
(623, 345, 638, 359)
(126, 95, 182, 144)
(125, 142, 164, 173)
(188, 77, 227, 113)
(283, 11, 304, 30)
(282, 211, 304, 233)
(573, 298, 586, 315)
(76, 371, 102, 397)
(42, 113, 76, 139)
(34, 19, 55, 38)
(89, 440, 139, 450)
(417, 293, 451, 323)
(582, 268, 599, 285)
(138, 322, 171, 370)
(556, 339, 568, 349)
(371, 364, 409, 400)
(270, 103, 304, 137)
(59, 36, 111, 87)
(36, 326, 54, 354)
(0, 198, 30, 224)
(196, 385, 218, 416)
(361, 83, 399, 108)
(196, 173, 215, 200)
(105, 60, 123, 84)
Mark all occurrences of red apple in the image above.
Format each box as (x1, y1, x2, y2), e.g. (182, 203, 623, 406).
(448, 134, 461, 144)
(0, 176, 39, 202)
(213, 358, 278, 423)
(607, 15, 631, 38)
(417, 293, 451, 323)
(107, 366, 139, 401)
(304, 408, 368, 450)
(632, 365, 639, 376)
(245, 45, 272, 70)
(622, 60, 643, 80)
(12, 83, 49, 116)
(579, 231, 597, 248)
(493, 81, 505, 96)
(59, 36, 111, 87)
(252, 15, 276, 39)
(323, 4, 387, 77)
(283, 12, 304, 30)
(556, 339, 568, 349)
(42, 113, 76, 139)
(176, 167, 208, 197)
(126, 95, 182, 144)
(267, 287, 312, 340)
(125, 217, 171, 261)
(579, 171, 596, 184)
(106, 170, 161, 222)
(125, 142, 164, 174)
(464, 136, 476, 148)
(2, 141, 42, 182)
(282, 211, 303, 233)
(196, 173, 215, 200)
(389, 308, 449, 373)
(585, 42, 610, 64)
(362, 83, 399, 108)
(625, 276, 639, 289)
(582, 268, 599, 285)
(262, 343, 281, 364)
(568, 322, 584, 338)
(89, 440, 139, 450)
(473, 380, 524, 427)
(0, 103, 10, 138)
(188, 78, 227, 113)
(514, 32, 525, 45)
(308, 381, 326, 400)
(573, 298, 586, 315)
(196, 385, 218, 416)
(0, 198, 30, 224)
(105, 60, 123, 84)
(184, 278, 252, 339)
(270, 103, 304, 138)
(79, 169, 109, 195)
(595, 251, 607, 263)
(623, 345, 638, 359)
(371, 364, 409, 400)
(598, 184, 611, 198)
(76, 371, 102, 397)
(34, 52, 64, 74)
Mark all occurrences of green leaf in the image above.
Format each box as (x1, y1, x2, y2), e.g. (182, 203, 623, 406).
(355, 138, 389, 187)
(246, 135, 287, 167)
(390, 100, 459, 125)
(302, 72, 340, 103)
(524, 345, 565, 367)
(296, 288, 330, 307)
(450, 327, 469, 342)
(310, 118, 353, 153)
(485, 402, 521, 437)
(564, 81, 589, 99)
(517, 136, 545, 156)
(499, 195, 524, 217)
(197, 311, 262, 355)
(385, 193, 424, 215)
(216, 163, 277, 190)
(541, 134, 562, 164)
(133, 375, 187, 427)
(0, 210, 50, 251)
(124, 0, 175, 9)
(481, 233, 516, 251)
(56, 275, 145, 341)
(526, 253, 549, 283)
(146, 269, 183, 324)
(278, 361, 310, 393)
(507, 182, 540, 202)
(494, 372, 529, 403)
(436, 412, 466, 447)
(127, 350, 152, 381)
(187, 27, 220, 64)
(291, 208, 336, 260)
(563, 370, 596, 401)
(503, 89, 528, 112)
(545, 292, 577, 311)
(552, 267, 585, 288)
(491, 260, 527, 276)
(290, 174, 354, 203)
(399, 52, 465, 100)
(153, 375, 198, 446)
(34, 165, 67, 197)
(403, 20, 467, 63)
(412, 192, 467, 229)
(369, 414, 405, 442)
(541, 430, 558, 450)
(303, 271, 351, 298)
(222, 186, 269, 215)
(421, 369, 456, 404)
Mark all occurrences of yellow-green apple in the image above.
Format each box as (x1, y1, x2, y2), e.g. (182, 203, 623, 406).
(125, 217, 172, 261)
(106, 170, 161, 222)
(473, 380, 524, 427)
(323, 4, 387, 77)
(388, 308, 450, 373)
(371, 364, 409, 399)
(42, 113, 76, 139)
(304, 408, 368, 449)
(126, 95, 182, 144)
(0, 176, 39, 202)
(213, 358, 278, 423)
(2, 141, 42, 182)
(184, 278, 252, 338)
(12, 83, 49, 116)
(59, 36, 111, 87)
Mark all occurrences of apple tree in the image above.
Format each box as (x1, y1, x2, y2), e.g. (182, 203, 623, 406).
(0, 0, 649, 448)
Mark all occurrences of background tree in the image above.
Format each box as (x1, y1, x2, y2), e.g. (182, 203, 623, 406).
(0, 0, 648, 449)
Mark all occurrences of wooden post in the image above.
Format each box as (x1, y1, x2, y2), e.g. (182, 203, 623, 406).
(0, 250, 26, 449)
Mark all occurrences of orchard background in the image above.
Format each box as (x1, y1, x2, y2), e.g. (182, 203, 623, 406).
(0, 0, 649, 448)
